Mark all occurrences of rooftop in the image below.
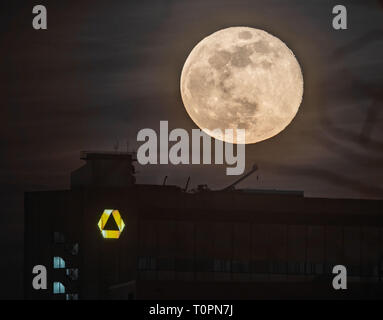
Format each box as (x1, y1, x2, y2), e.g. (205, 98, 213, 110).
(80, 151, 137, 161)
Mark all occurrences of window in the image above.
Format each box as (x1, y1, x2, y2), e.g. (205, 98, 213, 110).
(271, 261, 287, 274)
(195, 258, 213, 272)
(232, 260, 250, 273)
(251, 261, 270, 274)
(53, 232, 65, 243)
(288, 262, 306, 275)
(66, 268, 79, 280)
(214, 259, 231, 273)
(348, 265, 360, 277)
(157, 257, 175, 271)
(65, 242, 79, 255)
(138, 257, 156, 271)
(53, 282, 65, 294)
(71, 243, 79, 255)
(314, 263, 324, 275)
(175, 258, 194, 272)
(306, 262, 315, 275)
(362, 264, 377, 277)
(66, 293, 78, 300)
(53, 256, 66, 269)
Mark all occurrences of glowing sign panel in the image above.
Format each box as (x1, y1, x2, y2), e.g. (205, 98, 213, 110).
(97, 209, 125, 239)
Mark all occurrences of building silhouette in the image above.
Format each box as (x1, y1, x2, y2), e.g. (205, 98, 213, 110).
(24, 152, 383, 299)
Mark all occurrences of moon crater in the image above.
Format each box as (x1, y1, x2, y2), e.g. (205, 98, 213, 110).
(180, 27, 304, 144)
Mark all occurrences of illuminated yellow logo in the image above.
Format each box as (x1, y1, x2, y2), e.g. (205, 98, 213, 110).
(97, 209, 125, 239)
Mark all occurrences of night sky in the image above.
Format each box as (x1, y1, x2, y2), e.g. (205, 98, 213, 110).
(1, 0, 382, 298)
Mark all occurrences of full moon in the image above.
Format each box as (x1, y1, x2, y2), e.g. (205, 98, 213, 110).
(180, 27, 304, 144)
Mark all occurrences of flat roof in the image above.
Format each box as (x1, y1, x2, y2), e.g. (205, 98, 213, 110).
(233, 188, 304, 196)
(80, 150, 137, 161)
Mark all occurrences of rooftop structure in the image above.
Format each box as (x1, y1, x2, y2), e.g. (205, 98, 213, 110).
(24, 151, 383, 300)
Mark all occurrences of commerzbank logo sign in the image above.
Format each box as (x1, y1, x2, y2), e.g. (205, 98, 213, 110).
(97, 209, 125, 239)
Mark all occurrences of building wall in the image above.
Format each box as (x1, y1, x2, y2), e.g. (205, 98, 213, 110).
(24, 186, 383, 299)
(24, 190, 83, 300)
(137, 219, 383, 283)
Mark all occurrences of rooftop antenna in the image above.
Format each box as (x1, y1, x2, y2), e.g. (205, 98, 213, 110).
(184, 176, 191, 192)
(221, 164, 258, 191)
(113, 140, 119, 152)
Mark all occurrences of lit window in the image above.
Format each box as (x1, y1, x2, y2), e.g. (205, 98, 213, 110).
(53, 256, 66, 269)
(53, 282, 65, 294)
